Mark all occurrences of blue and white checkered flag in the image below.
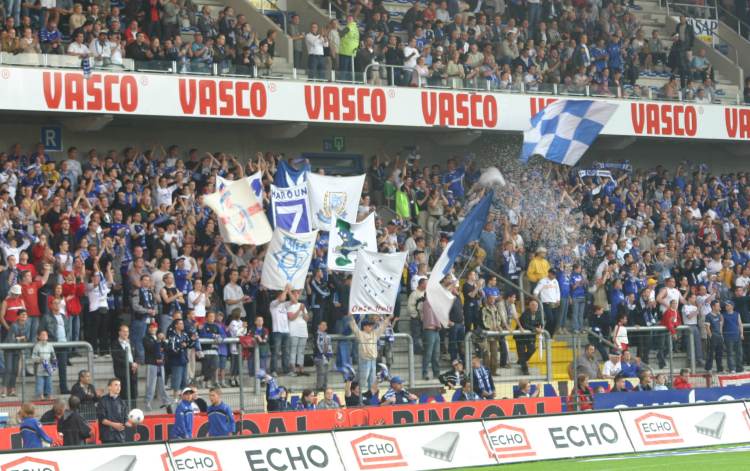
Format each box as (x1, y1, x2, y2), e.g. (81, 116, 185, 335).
(520, 100, 617, 166)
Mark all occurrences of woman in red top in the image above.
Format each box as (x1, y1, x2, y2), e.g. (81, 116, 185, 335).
(568, 373, 594, 411)
(661, 299, 682, 337)
(61, 272, 86, 342)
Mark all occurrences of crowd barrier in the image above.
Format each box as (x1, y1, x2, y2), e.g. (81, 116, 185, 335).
(2, 400, 749, 470)
(594, 383, 750, 409)
(0, 397, 559, 449)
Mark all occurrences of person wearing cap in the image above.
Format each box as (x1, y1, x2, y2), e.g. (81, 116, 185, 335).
(348, 313, 390, 389)
(722, 300, 744, 373)
(526, 246, 550, 289)
(380, 376, 417, 405)
(171, 387, 195, 439)
(143, 322, 170, 411)
(0, 283, 26, 334)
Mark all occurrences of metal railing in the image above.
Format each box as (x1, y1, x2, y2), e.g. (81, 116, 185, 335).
(329, 333, 415, 388)
(464, 330, 553, 383)
(666, 1, 718, 20)
(718, 3, 750, 41)
(0, 341, 94, 404)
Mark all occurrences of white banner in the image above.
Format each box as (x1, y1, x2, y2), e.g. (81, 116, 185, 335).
(327, 213, 378, 272)
(334, 422, 496, 471)
(482, 411, 631, 464)
(167, 434, 345, 471)
(203, 177, 272, 246)
(270, 183, 312, 233)
(350, 250, 406, 315)
(672, 16, 718, 44)
(260, 227, 318, 290)
(216, 172, 263, 199)
(619, 401, 750, 452)
(307, 173, 365, 230)
(0, 443, 168, 471)
(2, 67, 750, 140)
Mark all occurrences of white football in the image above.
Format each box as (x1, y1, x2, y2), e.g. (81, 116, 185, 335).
(128, 408, 144, 424)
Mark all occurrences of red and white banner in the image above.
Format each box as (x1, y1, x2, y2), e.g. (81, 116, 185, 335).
(0, 66, 749, 140)
(718, 372, 750, 387)
(619, 401, 750, 452)
(482, 411, 631, 464)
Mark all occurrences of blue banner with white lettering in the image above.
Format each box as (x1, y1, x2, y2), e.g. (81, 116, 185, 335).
(593, 384, 750, 409)
(270, 183, 312, 233)
(274, 160, 309, 188)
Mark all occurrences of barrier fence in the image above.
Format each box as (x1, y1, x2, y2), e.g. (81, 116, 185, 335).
(2, 400, 749, 470)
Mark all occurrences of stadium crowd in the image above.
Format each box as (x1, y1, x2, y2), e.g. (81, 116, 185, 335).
(0, 0, 741, 101)
(0, 138, 748, 423)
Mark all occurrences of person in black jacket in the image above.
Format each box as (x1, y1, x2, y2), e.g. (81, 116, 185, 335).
(59, 395, 91, 446)
(40, 399, 66, 425)
(143, 322, 170, 411)
(112, 324, 138, 403)
(70, 370, 99, 420)
(515, 299, 544, 375)
(96, 378, 132, 444)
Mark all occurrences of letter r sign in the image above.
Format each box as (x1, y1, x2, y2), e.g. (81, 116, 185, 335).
(40, 126, 62, 152)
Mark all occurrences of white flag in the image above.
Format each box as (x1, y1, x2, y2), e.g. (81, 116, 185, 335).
(307, 173, 365, 230)
(270, 182, 313, 233)
(350, 250, 406, 315)
(327, 213, 377, 272)
(203, 177, 272, 246)
(260, 227, 318, 290)
(216, 172, 264, 199)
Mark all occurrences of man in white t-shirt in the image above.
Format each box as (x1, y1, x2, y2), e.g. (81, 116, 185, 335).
(270, 285, 292, 376)
(67, 31, 90, 57)
(154, 176, 178, 208)
(402, 37, 419, 85)
(681, 293, 704, 366)
(223, 269, 246, 319)
(602, 352, 622, 378)
(287, 289, 310, 376)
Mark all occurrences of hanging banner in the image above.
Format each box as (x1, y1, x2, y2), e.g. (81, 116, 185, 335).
(260, 227, 318, 290)
(671, 16, 718, 44)
(274, 159, 309, 188)
(327, 213, 378, 271)
(307, 173, 365, 229)
(203, 177, 272, 246)
(350, 250, 407, 315)
(216, 172, 263, 199)
(270, 182, 312, 233)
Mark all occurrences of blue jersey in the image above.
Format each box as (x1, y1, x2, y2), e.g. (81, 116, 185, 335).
(442, 167, 465, 198)
(20, 418, 52, 449)
(557, 272, 572, 298)
(207, 401, 235, 437)
(171, 400, 194, 439)
(571, 272, 586, 298)
(722, 311, 740, 340)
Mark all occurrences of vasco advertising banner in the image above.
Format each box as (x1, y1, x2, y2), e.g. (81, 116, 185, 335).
(481, 411, 631, 464)
(593, 384, 750, 409)
(619, 401, 750, 452)
(167, 433, 345, 471)
(334, 422, 496, 471)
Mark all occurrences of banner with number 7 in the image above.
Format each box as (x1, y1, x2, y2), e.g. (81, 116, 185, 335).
(271, 183, 313, 233)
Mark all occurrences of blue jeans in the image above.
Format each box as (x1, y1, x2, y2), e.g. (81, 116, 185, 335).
(170, 364, 187, 391)
(336, 339, 353, 369)
(35, 375, 52, 398)
(338, 55, 353, 81)
(726, 338, 743, 372)
(448, 323, 465, 362)
(359, 358, 376, 388)
(70, 315, 80, 342)
(572, 297, 586, 332)
(5, 0, 21, 23)
(308, 54, 325, 80)
(559, 296, 570, 330)
(271, 332, 290, 374)
(130, 319, 147, 364)
(28, 317, 39, 341)
(422, 329, 440, 377)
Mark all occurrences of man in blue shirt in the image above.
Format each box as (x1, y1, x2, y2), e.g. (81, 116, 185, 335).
(171, 387, 194, 439)
(705, 300, 724, 373)
(722, 301, 744, 373)
(207, 388, 235, 437)
(442, 158, 465, 200)
(471, 356, 495, 399)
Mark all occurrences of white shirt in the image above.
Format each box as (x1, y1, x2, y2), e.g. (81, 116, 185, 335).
(603, 360, 622, 377)
(270, 299, 290, 333)
(67, 42, 89, 56)
(305, 32, 327, 55)
(660, 287, 681, 310)
(87, 281, 110, 311)
(682, 304, 699, 325)
(533, 277, 561, 304)
(223, 283, 245, 317)
(155, 184, 177, 207)
(403, 46, 419, 68)
(151, 269, 168, 295)
(54, 313, 67, 342)
(287, 302, 308, 338)
(188, 290, 207, 319)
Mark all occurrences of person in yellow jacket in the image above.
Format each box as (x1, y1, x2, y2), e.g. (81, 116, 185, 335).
(526, 246, 551, 288)
(338, 15, 359, 81)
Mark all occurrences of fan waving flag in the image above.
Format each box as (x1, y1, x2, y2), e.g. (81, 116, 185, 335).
(260, 228, 318, 290)
(216, 173, 264, 199)
(327, 213, 377, 271)
(350, 250, 407, 315)
(307, 173, 365, 229)
(274, 159, 309, 188)
(520, 100, 617, 166)
(426, 190, 494, 326)
(270, 183, 312, 233)
(203, 177, 272, 246)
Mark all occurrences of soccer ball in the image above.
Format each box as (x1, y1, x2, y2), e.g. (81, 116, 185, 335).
(128, 408, 144, 424)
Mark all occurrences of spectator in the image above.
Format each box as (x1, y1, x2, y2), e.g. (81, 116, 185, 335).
(2, 310, 30, 397)
(723, 300, 744, 373)
(18, 403, 53, 449)
(254, 41, 273, 75)
(317, 387, 340, 409)
(515, 299, 542, 375)
(40, 398, 66, 425)
(207, 387, 234, 437)
(31, 330, 55, 400)
(305, 22, 327, 81)
(96, 378, 131, 444)
(67, 31, 89, 57)
(349, 314, 389, 388)
(270, 286, 291, 376)
(574, 344, 602, 380)
(287, 289, 310, 377)
(143, 322, 170, 411)
(59, 395, 91, 446)
(471, 356, 495, 399)
(171, 387, 195, 439)
(569, 374, 594, 411)
(673, 368, 693, 389)
(338, 15, 359, 81)
(70, 369, 99, 416)
(514, 379, 540, 398)
(705, 300, 724, 373)
(313, 320, 332, 391)
(602, 351, 623, 378)
(381, 376, 417, 405)
(167, 318, 194, 398)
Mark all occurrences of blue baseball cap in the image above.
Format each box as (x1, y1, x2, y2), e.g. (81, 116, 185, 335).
(390, 376, 403, 384)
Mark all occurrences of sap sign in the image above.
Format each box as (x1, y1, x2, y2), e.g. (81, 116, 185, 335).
(594, 384, 750, 409)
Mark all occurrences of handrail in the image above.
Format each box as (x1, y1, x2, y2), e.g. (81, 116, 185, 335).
(363, 63, 420, 87)
(259, 0, 288, 34)
(666, 1, 718, 20)
(464, 330, 553, 384)
(718, 4, 750, 43)
(329, 333, 415, 388)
